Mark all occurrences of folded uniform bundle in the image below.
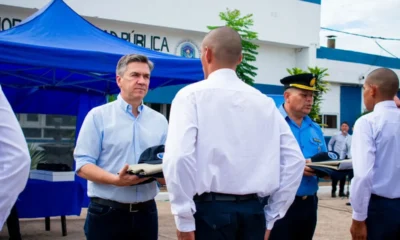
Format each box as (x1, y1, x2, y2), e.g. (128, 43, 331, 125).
(127, 145, 164, 185)
(127, 164, 163, 177)
(307, 151, 353, 178)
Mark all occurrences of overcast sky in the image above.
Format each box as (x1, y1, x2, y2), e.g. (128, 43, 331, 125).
(319, 0, 400, 58)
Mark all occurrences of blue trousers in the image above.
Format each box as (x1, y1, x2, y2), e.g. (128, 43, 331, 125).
(366, 194, 400, 240)
(268, 195, 318, 240)
(84, 199, 158, 240)
(194, 198, 266, 239)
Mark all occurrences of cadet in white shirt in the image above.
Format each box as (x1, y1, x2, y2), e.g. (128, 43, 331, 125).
(163, 26, 305, 240)
(0, 86, 31, 229)
(350, 68, 400, 240)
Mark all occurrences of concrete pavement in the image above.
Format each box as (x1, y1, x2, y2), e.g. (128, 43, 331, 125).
(0, 189, 353, 240)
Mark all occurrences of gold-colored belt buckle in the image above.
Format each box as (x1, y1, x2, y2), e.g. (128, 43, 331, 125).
(302, 196, 308, 200)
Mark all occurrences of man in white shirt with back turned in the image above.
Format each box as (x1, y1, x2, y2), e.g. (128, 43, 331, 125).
(163, 26, 305, 240)
(350, 67, 400, 240)
(0, 86, 30, 230)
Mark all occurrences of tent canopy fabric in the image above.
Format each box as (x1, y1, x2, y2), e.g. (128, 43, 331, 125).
(0, 0, 205, 208)
(0, 0, 204, 95)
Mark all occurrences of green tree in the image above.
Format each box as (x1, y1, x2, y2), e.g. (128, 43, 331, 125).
(207, 9, 259, 85)
(107, 94, 117, 102)
(287, 66, 330, 123)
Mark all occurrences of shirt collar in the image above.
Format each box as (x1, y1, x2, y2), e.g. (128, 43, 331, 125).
(374, 100, 397, 112)
(207, 69, 239, 81)
(117, 94, 144, 113)
(279, 103, 312, 124)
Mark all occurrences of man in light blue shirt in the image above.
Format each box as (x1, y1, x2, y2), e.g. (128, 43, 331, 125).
(74, 54, 168, 240)
(328, 121, 350, 197)
(269, 73, 327, 240)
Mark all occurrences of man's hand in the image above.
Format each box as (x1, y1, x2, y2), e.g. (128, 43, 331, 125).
(264, 229, 271, 240)
(156, 178, 166, 185)
(113, 164, 150, 186)
(177, 230, 195, 240)
(350, 219, 367, 240)
(394, 95, 400, 108)
(304, 159, 315, 177)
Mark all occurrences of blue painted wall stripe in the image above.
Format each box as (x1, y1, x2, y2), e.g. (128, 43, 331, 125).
(340, 86, 362, 132)
(300, 0, 321, 4)
(317, 47, 400, 70)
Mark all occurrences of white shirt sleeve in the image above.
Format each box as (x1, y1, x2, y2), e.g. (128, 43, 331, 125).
(264, 112, 305, 230)
(350, 118, 375, 221)
(163, 91, 198, 232)
(0, 87, 31, 228)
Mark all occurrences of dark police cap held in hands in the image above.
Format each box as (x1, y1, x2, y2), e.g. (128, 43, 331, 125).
(310, 151, 340, 163)
(280, 73, 318, 91)
(138, 145, 164, 165)
(128, 145, 165, 185)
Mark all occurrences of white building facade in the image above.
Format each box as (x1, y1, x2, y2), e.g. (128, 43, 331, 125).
(0, 0, 399, 142)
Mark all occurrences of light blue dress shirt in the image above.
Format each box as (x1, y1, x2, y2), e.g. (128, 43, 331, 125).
(74, 95, 168, 203)
(328, 132, 349, 159)
(279, 104, 327, 196)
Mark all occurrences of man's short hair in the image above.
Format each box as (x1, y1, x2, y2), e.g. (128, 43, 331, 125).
(203, 26, 242, 65)
(116, 54, 154, 76)
(366, 68, 399, 98)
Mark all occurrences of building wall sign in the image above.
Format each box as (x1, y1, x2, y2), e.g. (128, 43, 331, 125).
(0, 17, 21, 30)
(104, 30, 169, 52)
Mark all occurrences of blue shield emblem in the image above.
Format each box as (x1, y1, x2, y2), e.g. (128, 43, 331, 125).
(157, 153, 164, 160)
(328, 152, 338, 160)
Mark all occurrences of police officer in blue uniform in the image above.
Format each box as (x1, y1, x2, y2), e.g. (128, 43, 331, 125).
(269, 73, 327, 240)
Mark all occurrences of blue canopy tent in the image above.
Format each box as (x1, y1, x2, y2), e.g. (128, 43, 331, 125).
(0, 0, 203, 208)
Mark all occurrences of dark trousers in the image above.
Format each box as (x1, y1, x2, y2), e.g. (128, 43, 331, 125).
(269, 195, 318, 240)
(194, 195, 265, 239)
(366, 194, 400, 240)
(332, 176, 346, 194)
(6, 203, 22, 240)
(84, 199, 158, 240)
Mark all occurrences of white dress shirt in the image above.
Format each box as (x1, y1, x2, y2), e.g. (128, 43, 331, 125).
(0, 86, 31, 229)
(350, 100, 400, 221)
(163, 69, 305, 232)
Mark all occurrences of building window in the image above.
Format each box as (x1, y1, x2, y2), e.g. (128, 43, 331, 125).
(150, 103, 162, 113)
(147, 103, 171, 120)
(318, 114, 338, 129)
(22, 128, 42, 138)
(166, 104, 171, 121)
(17, 114, 76, 142)
(46, 115, 76, 127)
(26, 114, 39, 122)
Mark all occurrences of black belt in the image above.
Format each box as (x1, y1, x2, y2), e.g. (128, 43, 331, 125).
(90, 197, 154, 212)
(193, 192, 258, 202)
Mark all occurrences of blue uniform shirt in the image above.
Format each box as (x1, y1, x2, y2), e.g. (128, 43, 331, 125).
(279, 104, 327, 196)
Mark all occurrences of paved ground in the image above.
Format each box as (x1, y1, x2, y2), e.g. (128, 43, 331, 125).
(0, 186, 353, 240)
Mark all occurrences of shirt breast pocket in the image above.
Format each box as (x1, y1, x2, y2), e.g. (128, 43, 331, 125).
(309, 137, 324, 154)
